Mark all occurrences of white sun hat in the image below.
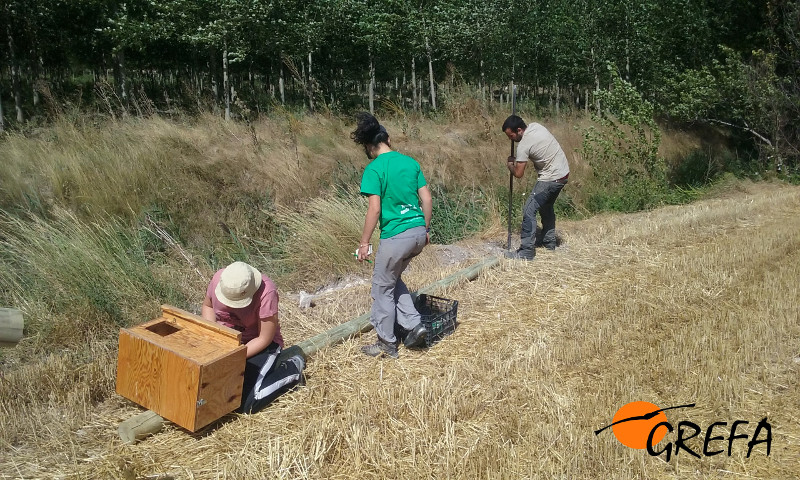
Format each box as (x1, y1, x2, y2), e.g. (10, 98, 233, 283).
(215, 261, 263, 308)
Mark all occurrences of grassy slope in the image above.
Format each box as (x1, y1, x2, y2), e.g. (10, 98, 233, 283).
(1, 181, 798, 479)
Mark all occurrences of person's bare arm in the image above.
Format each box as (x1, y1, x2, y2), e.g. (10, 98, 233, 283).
(201, 295, 216, 322)
(506, 156, 527, 178)
(358, 195, 381, 261)
(418, 185, 432, 244)
(244, 315, 278, 358)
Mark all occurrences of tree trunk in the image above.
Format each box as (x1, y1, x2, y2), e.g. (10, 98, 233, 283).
(112, 50, 128, 110)
(223, 43, 230, 121)
(625, 38, 630, 81)
(585, 87, 589, 115)
(480, 59, 486, 101)
(209, 48, 219, 102)
(555, 80, 560, 116)
(401, 71, 406, 107)
(368, 50, 375, 114)
(307, 49, 314, 112)
(279, 62, 285, 105)
(595, 75, 601, 116)
(299, 59, 306, 108)
(0, 308, 24, 346)
(0, 81, 4, 132)
(411, 57, 418, 111)
(6, 12, 24, 123)
(425, 37, 436, 110)
(31, 50, 42, 108)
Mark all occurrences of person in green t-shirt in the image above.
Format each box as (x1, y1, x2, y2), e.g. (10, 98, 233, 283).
(351, 112, 433, 358)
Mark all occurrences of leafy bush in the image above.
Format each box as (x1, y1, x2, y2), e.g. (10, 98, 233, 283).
(430, 184, 492, 244)
(581, 67, 669, 212)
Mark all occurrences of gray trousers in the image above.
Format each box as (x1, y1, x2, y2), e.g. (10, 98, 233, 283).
(520, 180, 566, 252)
(370, 226, 427, 343)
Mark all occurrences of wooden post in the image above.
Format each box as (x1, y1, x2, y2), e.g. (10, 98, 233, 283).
(118, 256, 502, 443)
(0, 308, 24, 346)
(118, 410, 165, 445)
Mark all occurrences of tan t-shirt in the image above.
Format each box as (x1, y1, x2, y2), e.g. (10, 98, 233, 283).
(514, 123, 570, 181)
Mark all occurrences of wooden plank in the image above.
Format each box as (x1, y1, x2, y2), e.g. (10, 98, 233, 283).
(153, 345, 201, 431)
(0, 307, 24, 346)
(194, 346, 247, 430)
(131, 320, 238, 365)
(116, 328, 201, 431)
(116, 330, 162, 408)
(160, 304, 242, 343)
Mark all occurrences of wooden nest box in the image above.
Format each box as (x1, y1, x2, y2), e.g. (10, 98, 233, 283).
(116, 305, 246, 432)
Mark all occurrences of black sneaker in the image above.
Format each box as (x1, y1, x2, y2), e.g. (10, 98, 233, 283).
(361, 337, 399, 358)
(404, 323, 428, 349)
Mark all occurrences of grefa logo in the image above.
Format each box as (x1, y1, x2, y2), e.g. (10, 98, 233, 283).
(595, 401, 772, 462)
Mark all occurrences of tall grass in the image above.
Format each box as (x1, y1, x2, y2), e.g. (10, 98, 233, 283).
(273, 191, 371, 285)
(0, 110, 738, 352)
(0, 207, 188, 351)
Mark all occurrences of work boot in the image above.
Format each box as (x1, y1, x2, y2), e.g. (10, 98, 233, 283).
(404, 323, 428, 349)
(361, 336, 399, 358)
(505, 247, 535, 261)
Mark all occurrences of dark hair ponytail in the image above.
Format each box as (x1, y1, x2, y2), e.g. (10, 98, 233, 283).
(351, 112, 389, 146)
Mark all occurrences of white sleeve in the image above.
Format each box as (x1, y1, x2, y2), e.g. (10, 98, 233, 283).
(514, 138, 530, 163)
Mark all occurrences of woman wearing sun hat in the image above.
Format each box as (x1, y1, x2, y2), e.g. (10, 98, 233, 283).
(202, 261, 304, 413)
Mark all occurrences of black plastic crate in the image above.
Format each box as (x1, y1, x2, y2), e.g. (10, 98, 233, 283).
(414, 294, 458, 347)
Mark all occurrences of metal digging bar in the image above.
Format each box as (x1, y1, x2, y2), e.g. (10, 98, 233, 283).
(507, 83, 517, 252)
(118, 255, 503, 444)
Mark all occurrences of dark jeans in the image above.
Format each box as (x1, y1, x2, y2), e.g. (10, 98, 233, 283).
(238, 342, 303, 414)
(520, 180, 566, 253)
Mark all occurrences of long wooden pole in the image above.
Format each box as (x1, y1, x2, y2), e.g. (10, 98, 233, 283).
(118, 256, 502, 443)
(507, 84, 516, 251)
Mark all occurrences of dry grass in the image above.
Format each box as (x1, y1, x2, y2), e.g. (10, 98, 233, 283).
(0, 111, 706, 296)
(2, 181, 798, 479)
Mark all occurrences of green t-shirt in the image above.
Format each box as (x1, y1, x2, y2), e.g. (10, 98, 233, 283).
(360, 151, 427, 239)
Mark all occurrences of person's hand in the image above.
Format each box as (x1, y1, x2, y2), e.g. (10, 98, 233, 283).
(357, 243, 371, 262)
(507, 157, 517, 173)
(507, 155, 515, 163)
(426, 231, 431, 245)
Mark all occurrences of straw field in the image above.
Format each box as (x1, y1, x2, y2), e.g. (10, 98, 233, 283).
(1, 181, 798, 479)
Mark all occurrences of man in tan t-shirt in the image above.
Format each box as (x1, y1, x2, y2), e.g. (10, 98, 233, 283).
(502, 115, 570, 260)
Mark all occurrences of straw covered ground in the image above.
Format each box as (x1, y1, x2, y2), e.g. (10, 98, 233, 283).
(2, 181, 800, 479)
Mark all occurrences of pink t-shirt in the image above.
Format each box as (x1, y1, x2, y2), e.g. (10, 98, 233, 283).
(206, 269, 283, 347)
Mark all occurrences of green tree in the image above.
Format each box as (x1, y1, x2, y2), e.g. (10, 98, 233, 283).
(582, 67, 666, 211)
